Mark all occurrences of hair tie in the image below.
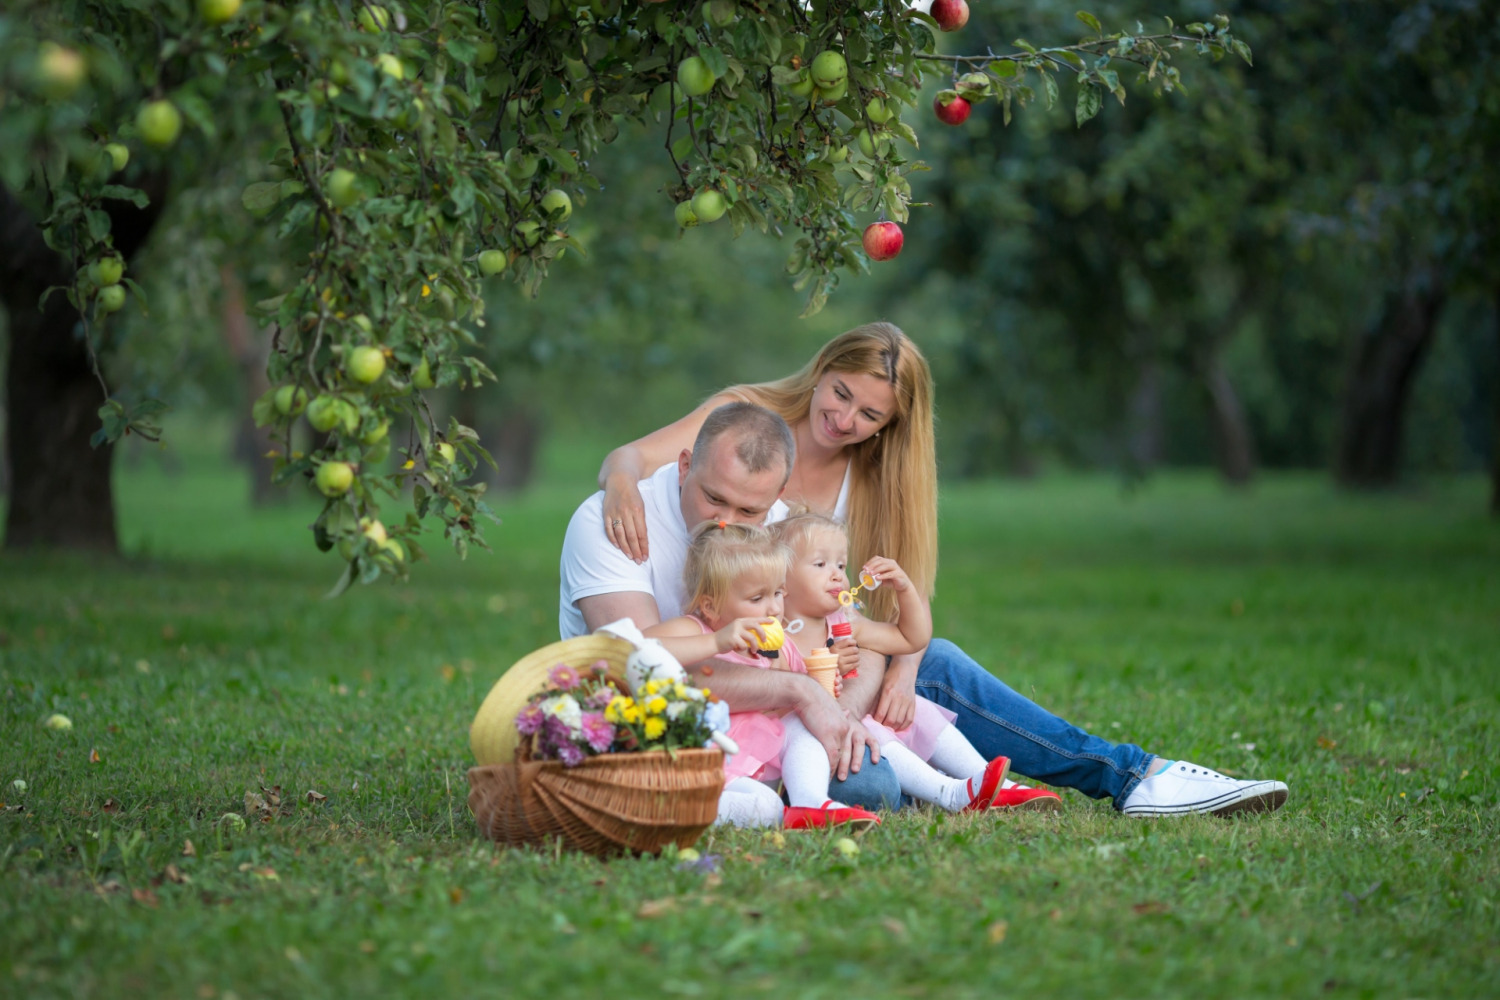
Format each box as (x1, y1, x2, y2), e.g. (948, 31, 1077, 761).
(717, 520, 727, 530)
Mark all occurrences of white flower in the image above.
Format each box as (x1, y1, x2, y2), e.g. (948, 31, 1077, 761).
(542, 695, 583, 735)
(680, 686, 706, 703)
(666, 701, 688, 720)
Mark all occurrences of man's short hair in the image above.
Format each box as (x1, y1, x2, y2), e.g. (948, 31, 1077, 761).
(691, 402, 795, 485)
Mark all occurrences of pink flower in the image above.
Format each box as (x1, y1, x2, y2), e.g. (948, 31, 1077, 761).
(581, 712, 615, 753)
(515, 704, 544, 735)
(557, 742, 586, 767)
(549, 663, 580, 690)
(587, 687, 616, 709)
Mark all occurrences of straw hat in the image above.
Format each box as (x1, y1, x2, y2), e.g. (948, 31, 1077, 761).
(469, 633, 636, 766)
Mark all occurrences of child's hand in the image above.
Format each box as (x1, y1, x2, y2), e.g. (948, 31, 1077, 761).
(861, 556, 912, 593)
(832, 636, 861, 676)
(715, 617, 769, 655)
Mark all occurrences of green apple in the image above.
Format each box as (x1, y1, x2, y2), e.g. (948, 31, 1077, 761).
(350, 314, 374, 334)
(412, 357, 435, 389)
(865, 97, 893, 124)
(433, 441, 457, 465)
(274, 385, 308, 416)
(96, 285, 127, 313)
(825, 142, 849, 163)
(473, 41, 498, 67)
(198, 0, 243, 25)
(690, 188, 727, 224)
(514, 220, 542, 248)
(675, 201, 699, 228)
(505, 148, 539, 180)
(361, 419, 390, 445)
(360, 518, 388, 545)
(703, 0, 737, 28)
(817, 78, 848, 104)
(306, 395, 343, 433)
(810, 50, 847, 90)
(676, 56, 716, 98)
(347, 346, 386, 384)
(44, 713, 73, 731)
(137, 101, 183, 149)
(88, 257, 124, 287)
(325, 168, 361, 209)
(478, 249, 508, 276)
(315, 461, 354, 497)
(35, 43, 86, 100)
(376, 53, 405, 80)
(104, 143, 130, 172)
(540, 189, 572, 222)
(381, 538, 406, 562)
(358, 5, 391, 31)
(397, 97, 424, 128)
(784, 69, 815, 100)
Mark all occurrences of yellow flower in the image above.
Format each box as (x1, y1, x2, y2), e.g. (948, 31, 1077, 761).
(644, 717, 666, 740)
(646, 696, 667, 714)
(605, 696, 632, 724)
(673, 683, 688, 698)
(625, 705, 643, 725)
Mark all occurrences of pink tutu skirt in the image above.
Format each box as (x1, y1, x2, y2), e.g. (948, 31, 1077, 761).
(725, 711, 786, 784)
(863, 696, 956, 762)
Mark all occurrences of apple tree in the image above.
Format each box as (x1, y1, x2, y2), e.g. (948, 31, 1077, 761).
(0, 0, 1250, 585)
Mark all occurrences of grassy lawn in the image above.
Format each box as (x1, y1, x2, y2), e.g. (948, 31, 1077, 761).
(2, 425, 1498, 999)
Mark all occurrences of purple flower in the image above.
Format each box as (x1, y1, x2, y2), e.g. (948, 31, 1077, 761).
(542, 714, 573, 745)
(549, 663, 580, 691)
(557, 742, 586, 767)
(587, 687, 616, 710)
(581, 712, 616, 753)
(515, 704, 545, 736)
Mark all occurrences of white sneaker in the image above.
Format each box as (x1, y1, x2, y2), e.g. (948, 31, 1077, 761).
(1122, 760, 1288, 817)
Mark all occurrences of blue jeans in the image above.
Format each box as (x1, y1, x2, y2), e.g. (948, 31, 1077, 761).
(827, 747, 901, 811)
(915, 639, 1153, 810)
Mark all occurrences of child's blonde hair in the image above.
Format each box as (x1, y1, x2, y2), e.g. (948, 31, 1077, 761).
(769, 508, 847, 559)
(683, 521, 788, 618)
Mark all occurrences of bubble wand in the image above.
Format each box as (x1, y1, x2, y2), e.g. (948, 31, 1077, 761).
(837, 570, 881, 612)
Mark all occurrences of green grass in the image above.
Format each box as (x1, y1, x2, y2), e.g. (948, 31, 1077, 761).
(3, 426, 1499, 999)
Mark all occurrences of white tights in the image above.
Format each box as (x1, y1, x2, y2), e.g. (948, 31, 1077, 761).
(715, 776, 783, 828)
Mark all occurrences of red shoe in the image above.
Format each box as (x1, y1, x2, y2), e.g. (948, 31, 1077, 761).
(991, 784, 1063, 811)
(963, 756, 1012, 812)
(784, 801, 882, 834)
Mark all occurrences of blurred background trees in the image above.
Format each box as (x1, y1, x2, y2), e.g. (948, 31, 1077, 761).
(1, 0, 1496, 569)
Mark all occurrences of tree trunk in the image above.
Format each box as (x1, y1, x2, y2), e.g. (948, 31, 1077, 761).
(1492, 285, 1500, 517)
(1334, 270, 1446, 488)
(219, 267, 284, 506)
(0, 180, 167, 551)
(1126, 360, 1164, 473)
(1196, 347, 1256, 486)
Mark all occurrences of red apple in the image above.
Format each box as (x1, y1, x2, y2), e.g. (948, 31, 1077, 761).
(933, 92, 972, 125)
(930, 0, 969, 31)
(862, 221, 904, 262)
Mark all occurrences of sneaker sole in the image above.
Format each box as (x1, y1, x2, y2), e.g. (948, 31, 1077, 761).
(1003, 795, 1063, 813)
(1123, 782, 1288, 818)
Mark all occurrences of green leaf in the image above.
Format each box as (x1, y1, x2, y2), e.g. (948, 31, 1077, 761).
(1076, 11, 1102, 34)
(99, 185, 150, 208)
(1232, 38, 1253, 66)
(991, 60, 1018, 78)
(1075, 82, 1102, 126)
(700, 46, 729, 78)
(1042, 72, 1060, 109)
(242, 182, 285, 214)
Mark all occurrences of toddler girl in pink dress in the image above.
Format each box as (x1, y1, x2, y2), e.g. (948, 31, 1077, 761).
(772, 511, 1030, 812)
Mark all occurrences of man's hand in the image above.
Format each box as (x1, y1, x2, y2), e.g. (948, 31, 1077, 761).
(872, 650, 921, 732)
(796, 681, 882, 781)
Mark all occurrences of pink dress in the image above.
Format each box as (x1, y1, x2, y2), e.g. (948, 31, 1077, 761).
(802, 610, 957, 761)
(688, 616, 805, 785)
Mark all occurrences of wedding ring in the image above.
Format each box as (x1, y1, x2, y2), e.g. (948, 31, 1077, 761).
(611, 518, 622, 527)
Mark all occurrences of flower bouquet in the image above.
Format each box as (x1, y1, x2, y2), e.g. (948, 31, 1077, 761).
(466, 633, 728, 858)
(515, 661, 728, 766)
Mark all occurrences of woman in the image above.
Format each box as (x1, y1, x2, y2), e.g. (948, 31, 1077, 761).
(601, 322, 933, 626)
(597, 322, 1289, 817)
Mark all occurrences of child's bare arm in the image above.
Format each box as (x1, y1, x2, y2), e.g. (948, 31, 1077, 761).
(849, 556, 933, 655)
(644, 616, 770, 667)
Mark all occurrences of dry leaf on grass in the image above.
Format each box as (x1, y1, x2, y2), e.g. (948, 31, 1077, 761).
(637, 898, 678, 918)
(101, 798, 120, 814)
(305, 790, 327, 803)
(1132, 901, 1170, 915)
(131, 888, 160, 908)
(88, 748, 101, 764)
(163, 864, 190, 885)
(987, 920, 1008, 944)
(182, 839, 196, 857)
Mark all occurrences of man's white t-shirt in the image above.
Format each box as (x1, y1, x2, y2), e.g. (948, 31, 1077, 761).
(558, 462, 789, 638)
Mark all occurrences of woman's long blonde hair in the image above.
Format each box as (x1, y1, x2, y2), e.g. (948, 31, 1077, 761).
(725, 322, 936, 622)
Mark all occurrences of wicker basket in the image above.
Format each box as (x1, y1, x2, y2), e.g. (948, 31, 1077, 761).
(467, 747, 724, 857)
(467, 633, 725, 857)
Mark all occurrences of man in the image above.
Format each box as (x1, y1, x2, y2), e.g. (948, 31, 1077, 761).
(560, 401, 902, 809)
(561, 403, 1289, 818)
